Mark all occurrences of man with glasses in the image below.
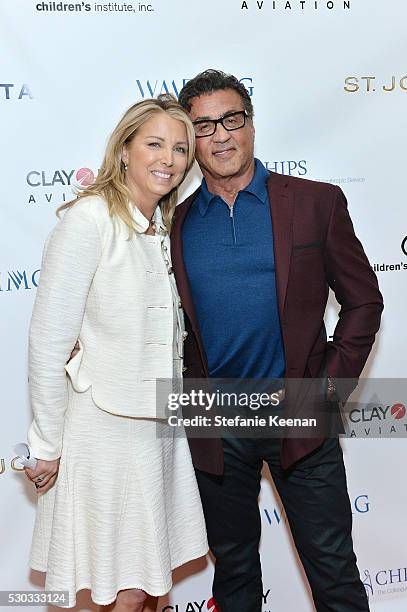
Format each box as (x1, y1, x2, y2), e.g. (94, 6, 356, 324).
(171, 69, 382, 611)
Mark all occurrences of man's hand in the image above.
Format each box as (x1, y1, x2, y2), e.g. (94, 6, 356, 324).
(67, 341, 80, 363)
(25, 458, 60, 495)
(326, 377, 337, 401)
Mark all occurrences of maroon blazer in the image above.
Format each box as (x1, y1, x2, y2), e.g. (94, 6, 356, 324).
(171, 172, 383, 473)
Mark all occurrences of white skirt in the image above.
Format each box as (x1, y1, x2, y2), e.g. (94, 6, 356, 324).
(29, 383, 208, 607)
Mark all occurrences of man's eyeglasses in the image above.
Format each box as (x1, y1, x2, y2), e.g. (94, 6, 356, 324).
(192, 110, 248, 138)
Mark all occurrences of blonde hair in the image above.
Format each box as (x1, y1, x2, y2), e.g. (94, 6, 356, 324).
(57, 94, 195, 234)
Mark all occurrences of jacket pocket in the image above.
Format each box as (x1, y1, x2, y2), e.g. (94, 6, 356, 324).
(293, 242, 322, 256)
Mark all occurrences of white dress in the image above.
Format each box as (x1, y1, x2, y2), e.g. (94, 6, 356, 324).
(29, 224, 208, 608)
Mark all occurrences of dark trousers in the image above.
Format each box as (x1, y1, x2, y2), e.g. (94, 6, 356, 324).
(195, 438, 369, 612)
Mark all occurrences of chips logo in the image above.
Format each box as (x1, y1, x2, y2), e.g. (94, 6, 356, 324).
(264, 159, 307, 176)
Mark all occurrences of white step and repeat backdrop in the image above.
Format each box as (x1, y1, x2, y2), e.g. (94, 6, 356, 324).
(1, 1, 406, 610)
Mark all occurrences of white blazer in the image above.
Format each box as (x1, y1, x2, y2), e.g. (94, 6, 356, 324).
(28, 196, 184, 461)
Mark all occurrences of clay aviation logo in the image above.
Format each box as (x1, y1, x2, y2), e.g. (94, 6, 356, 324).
(75, 167, 95, 186)
(207, 598, 219, 612)
(391, 403, 406, 419)
(26, 166, 96, 205)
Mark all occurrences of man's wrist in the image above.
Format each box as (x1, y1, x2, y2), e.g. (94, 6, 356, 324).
(326, 376, 337, 400)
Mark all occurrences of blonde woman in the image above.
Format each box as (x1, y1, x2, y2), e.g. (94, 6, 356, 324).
(24, 95, 208, 611)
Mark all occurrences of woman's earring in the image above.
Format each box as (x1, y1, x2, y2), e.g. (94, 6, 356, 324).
(123, 161, 128, 171)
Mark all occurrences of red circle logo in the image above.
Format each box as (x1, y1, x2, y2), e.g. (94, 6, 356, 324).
(75, 167, 95, 186)
(391, 403, 406, 420)
(207, 597, 219, 612)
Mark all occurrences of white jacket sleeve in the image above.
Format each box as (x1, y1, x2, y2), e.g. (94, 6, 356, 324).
(28, 203, 102, 460)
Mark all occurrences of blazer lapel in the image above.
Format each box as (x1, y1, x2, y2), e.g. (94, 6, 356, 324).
(171, 188, 208, 371)
(267, 173, 294, 317)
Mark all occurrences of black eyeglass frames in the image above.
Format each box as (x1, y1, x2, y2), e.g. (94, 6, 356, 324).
(192, 110, 248, 138)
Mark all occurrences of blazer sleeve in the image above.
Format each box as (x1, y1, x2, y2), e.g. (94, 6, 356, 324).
(324, 186, 384, 389)
(28, 203, 102, 460)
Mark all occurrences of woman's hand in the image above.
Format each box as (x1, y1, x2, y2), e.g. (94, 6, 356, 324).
(25, 458, 60, 495)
